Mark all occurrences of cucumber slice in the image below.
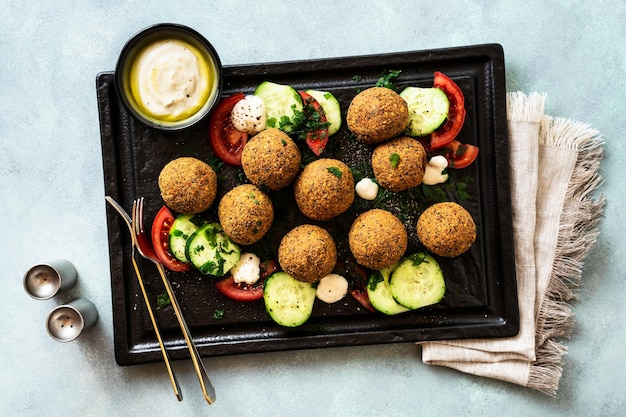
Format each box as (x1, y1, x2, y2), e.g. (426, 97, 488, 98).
(185, 222, 241, 276)
(367, 262, 410, 315)
(305, 89, 342, 135)
(254, 81, 303, 133)
(389, 253, 445, 310)
(263, 272, 316, 327)
(400, 87, 450, 137)
(168, 214, 207, 263)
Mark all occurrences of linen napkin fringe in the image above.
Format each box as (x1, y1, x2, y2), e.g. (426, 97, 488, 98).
(527, 338, 569, 394)
(507, 91, 546, 122)
(420, 92, 605, 397)
(528, 116, 605, 396)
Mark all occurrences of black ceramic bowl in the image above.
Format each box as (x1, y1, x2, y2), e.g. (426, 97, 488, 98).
(115, 23, 223, 131)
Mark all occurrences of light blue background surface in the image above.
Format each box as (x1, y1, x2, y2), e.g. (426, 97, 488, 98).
(1, 1, 624, 416)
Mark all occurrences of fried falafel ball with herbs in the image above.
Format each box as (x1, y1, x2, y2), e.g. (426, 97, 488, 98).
(417, 202, 477, 257)
(348, 209, 408, 270)
(294, 158, 355, 221)
(158, 157, 217, 214)
(278, 224, 337, 283)
(372, 136, 427, 192)
(346, 87, 409, 144)
(241, 128, 301, 190)
(218, 184, 274, 245)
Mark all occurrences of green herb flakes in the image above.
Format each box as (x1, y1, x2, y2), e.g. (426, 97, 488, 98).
(248, 193, 260, 205)
(409, 252, 427, 266)
(156, 293, 171, 310)
(455, 180, 471, 200)
(213, 309, 225, 320)
(389, 153, 401, 168)
(368, 271, 384, 291)
(327, 167, 343, 178)
(376, 69, 401, 91)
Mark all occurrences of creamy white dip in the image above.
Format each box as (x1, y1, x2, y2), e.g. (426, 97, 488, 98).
(130, 39, 212, 122)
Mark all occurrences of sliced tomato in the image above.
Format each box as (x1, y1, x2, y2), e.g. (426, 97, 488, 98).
(151, 205, 191, 272)
(442, 140, 479, 169)
(430, 71, 467, 150)
(215, 275, 264, 302)
(350, 288, 376, 313)
(259, 259, 279, 277)
(208, 92, 249, 166)
(215, 259, 278, 302)
(298, 90, 329, 156)
(335, 258, 376, 312)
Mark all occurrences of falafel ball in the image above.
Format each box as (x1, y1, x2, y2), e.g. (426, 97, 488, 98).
(158, 157, 217, 214)
(241, 128, 301, 190)
(346, 87, 409, 144)
(372, 136, 427, 192)
(294, 158, 355, 221)
(417, 202, 477, 257)
(348, 209, 407, 270)
(218, 184, 274, 245)
(278, 224, 337, 283)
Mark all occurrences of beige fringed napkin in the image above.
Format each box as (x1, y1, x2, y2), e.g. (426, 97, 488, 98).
(420, 92, 605, 396)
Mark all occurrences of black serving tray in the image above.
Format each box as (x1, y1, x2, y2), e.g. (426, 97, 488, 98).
(97, 43, 518, 366)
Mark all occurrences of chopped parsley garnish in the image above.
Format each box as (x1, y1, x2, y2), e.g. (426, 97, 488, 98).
(204, 152, 224, 174)
(278, 114, 296, 131)
(156, 293, 171, 310)
(389, 153, 401, 168)
(368, 271, 384, 291)
(455, 144, 468, 157)
(292, 103, 330, 143)
(408, 252, 428, 266)
(248, 193, 260, 205)
(376, 69, 401, 91)
(213, 309, 225, 320)
(327, 167, 343, 178)
(455, 180, 471, 200)
(421, 183, 448, 203)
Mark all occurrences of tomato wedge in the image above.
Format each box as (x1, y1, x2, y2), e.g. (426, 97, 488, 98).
(442, 140, 479, 169)
(335, 258, 376, 312)
(215, 259, 278, 302)
(298, 91, 329, 156)
(350, 288, 376, 313)
(430, 72, 467, 150)
(208, 92, 249, 166)
(151, 205, 191, 272)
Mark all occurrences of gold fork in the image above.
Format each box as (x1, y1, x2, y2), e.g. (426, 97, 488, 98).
(132, 197, 217, 405)
(104, 196, 182, 401)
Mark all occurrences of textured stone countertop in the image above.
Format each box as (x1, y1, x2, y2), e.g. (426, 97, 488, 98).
(1, 1, 624, 416)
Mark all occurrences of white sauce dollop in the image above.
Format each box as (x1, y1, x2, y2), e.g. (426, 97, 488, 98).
(355, 178, 379, 200)
(230, 253, 261, 285)
(316, 273, 349, 303)
(422, 155, 449, 185)
(131, 39, 211, 122)
(230, 95, 266, 134)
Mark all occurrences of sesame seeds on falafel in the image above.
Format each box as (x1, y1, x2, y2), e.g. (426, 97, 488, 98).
(372, 136, 427, 192)
(346, 87, 409, 144)
(294, 158, 355, 221)
(241, 128, 301, 190)
(158, 157, 217, 214)
(417, 202, 477, 257)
